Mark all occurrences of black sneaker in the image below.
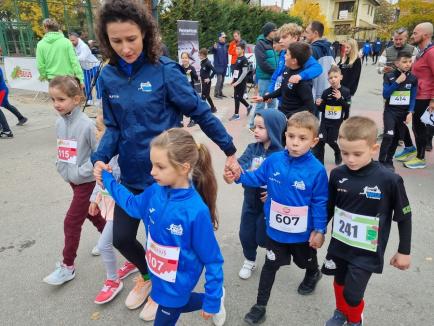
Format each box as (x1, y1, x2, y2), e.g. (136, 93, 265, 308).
(16, 117, 28, 126)
(244, 304, 266, 325)
(220, 94, 227, 98)
(0, 131, 14, 139)
(187, 120, 196, 128)
(334, 152, 342, 165)
(297, 270, 322, 295)
(215, 95, 223, 99)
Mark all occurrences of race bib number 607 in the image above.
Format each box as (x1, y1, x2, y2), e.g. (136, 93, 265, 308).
(269, 200, 308, 233)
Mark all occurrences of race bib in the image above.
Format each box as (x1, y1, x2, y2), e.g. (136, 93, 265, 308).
(269, 199, 308, 233)
(57, 139, 77, 164)
(325, 105, 342, 120)
(390, 90, 410, 105)
(146, 232, 180, 283)
(332, 207, 379, 252)
(233, 70, 239, 79)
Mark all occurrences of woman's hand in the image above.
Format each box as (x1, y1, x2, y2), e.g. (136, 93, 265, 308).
(94, 161, 112, 186)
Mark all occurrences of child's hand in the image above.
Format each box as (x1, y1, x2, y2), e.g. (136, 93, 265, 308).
(94, 161, 112, 186)
(315, 98, 323, 106)
(288, 74, 302, 84)
(204, 78, 210, 83)
(88, 202, 100, 216)
(405, 112, 413, 124)
(223, 169, 235, 184)
(260, 191, 268, 203)
(309, 231, 325, 249)
(390, 252, 411, 270)
(332, 88, 342, 99)
(200, 310, 213, 320)
(251, 95, 264, 103)
(396, 72, 407, 84)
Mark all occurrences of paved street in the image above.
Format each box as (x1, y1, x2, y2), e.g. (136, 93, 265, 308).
(1, 64, 433, 326)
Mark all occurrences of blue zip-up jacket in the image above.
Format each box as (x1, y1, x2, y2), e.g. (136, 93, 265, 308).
(102, 170, 224, 313)
(268, 51, 323, 93)
(363, 42, 372, 55)
(383, 70, 417, 113)
(91, 54, 236, 190)
(237, 150, 328, 243)
(210, 41, 228, 75)
(0, 68, 9, 106)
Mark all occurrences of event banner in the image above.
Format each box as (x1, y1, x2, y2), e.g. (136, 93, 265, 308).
(177, 20, 200, 75)
(4, 57, 49, 92)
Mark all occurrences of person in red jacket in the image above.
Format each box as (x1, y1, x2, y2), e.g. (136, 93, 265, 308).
(228, 30, 244, 74)
(405, 22, 434, 169)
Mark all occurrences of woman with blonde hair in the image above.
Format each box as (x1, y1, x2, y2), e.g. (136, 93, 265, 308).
(338, 38, 362, 98)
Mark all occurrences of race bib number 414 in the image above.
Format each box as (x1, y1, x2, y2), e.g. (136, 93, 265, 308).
(332, 207, 379, 252)
(269, 200, 308, 233)
(390, 90, 410, 105)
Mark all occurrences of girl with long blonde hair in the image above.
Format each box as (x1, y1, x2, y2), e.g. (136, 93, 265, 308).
(338, 39, 362, 97)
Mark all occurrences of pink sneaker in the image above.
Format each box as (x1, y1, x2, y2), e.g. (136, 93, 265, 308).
(117, 261, 139, 280)
(94, 279, 123, 304)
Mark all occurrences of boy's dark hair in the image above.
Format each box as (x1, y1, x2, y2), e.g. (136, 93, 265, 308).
(396, 51, 412, 60)
(236, 41, 246, 51)
(310, 21, 324, 37)
(288, 42, 312, 67)
(96, 0, 161, 64)
(199, 48, 208, 56)
(328, 65, 342, 75)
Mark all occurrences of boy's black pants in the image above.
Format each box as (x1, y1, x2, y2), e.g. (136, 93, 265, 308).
(234, 83, 249, 115)
(201, 80, 215, 110)
(379, 108, 408, 163)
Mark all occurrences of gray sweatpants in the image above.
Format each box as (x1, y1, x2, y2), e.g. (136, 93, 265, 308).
(97, 220, 118, 280)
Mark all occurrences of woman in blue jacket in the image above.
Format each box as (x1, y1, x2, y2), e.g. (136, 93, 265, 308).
(103, 128, 225, 326)
(92, 0, 239, 319)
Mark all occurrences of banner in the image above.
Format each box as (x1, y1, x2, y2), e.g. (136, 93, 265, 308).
(177, 20, 200, 76)
(4, 57, 48, 92)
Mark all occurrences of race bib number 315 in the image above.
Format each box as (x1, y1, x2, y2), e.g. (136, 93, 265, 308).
(332, 207, 379, 252)
(325, 105, 342, 119)
(269, 200, 308, 233)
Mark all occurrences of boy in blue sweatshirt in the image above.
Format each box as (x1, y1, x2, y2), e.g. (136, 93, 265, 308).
(268, 23, 322, 106)
(379, 52, 417, 171)
(225, 109, 287, 279)
(225, 111, 328, 325)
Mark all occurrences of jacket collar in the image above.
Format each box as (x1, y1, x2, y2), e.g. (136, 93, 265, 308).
(61, 106, 81, 121)
(344, 160, 377, 177)
(161, 182, 196, 201)
(284, 149, 313, 163)
(117, 53, 146, 77)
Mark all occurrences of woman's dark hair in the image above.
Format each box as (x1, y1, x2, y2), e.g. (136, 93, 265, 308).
(96, 0, 161, 64)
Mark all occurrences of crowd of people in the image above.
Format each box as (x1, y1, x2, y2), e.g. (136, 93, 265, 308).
(1, 0, 433, 325)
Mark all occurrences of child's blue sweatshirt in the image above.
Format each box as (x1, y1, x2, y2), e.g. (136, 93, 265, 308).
(102, 170, 224, 313)
(237, 150, 328, 243)
(268, 51, 323, 93)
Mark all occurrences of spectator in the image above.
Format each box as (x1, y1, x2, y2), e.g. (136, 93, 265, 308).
(88, 40, 101, 57)
(36, 18, 83, 83)
(361, 40, 372, 65)
(372, 37, 382, 64)
(69, 32, 101, 106)
(228, 30, 244, 74)
(248, 22, 278, 129)
(304, 21, 335, 105)
(210, 32, 229, 98)
(338, 39, 362, 99)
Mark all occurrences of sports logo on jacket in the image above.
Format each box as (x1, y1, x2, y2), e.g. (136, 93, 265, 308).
(360, 186, 382, 200)
(167, 224, 183, 236)
(292, 180, 306, 190)
(138, 81, 152, 92)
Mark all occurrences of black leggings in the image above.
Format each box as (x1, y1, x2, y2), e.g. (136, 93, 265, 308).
(113, 200, 148, 275)
(413, 99, 431, 159)
(379, 108, 408, 163)
(234, 84, 249, 115)
(201, 80, 215, 110)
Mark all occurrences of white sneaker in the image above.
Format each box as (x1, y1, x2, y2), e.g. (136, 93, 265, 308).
(43, 262, 75, 285)
(91, 245, 100, 256)
(86, 99, 94, 106)
(212, 287, 226, 326)
(238, 260, 256, 280)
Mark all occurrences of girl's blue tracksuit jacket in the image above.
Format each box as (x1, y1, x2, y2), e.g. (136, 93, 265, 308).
(102, 170, 224, 313)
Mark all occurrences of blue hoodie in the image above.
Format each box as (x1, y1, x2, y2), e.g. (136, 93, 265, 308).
(237, 150, 328, 243)
(102, 170, 224, 313)
(311, 39, 335, 99)
(91, 55, 236, 190)
(268, 51, 323, 94)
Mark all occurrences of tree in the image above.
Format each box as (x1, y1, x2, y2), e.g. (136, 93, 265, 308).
(374, 0, 396, 40)
(289, 0, 329, 34)
(394, 0, 434, 34)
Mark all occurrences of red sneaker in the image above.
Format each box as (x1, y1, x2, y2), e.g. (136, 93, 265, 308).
(117, 261, 139, 280)
(94, 279, 123, 304)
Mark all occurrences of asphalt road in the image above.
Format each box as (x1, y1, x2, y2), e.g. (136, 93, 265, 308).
(0, 64, 433, 326)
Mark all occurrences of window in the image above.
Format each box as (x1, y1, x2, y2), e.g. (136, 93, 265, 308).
(338, 1, 355, 12)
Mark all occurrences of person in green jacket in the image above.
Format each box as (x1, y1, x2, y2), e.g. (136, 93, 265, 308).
(36, 18, 84, 83)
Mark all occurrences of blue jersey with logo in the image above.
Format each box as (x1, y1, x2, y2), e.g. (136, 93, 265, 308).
(102, 170, 224, 313)
(92, 55, 236, 190)
(237, 150, 328, 243)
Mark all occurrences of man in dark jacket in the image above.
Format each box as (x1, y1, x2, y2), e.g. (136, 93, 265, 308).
(248, 22, 278, 129)
(210, 32, 229, 98)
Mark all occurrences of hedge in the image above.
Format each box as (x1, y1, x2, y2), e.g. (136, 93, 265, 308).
(159, 0, 302, 57)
